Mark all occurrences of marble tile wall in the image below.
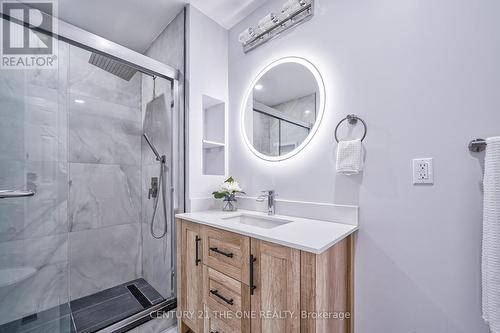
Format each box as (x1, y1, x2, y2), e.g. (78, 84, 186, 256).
(0, 10, 184, 326)
(67, 44, 143, 300)
(69, 163, 141, 231)
(68, 94, 142, 165)
(68, 46, 141, 108)
(141, 83, 174, 299)
(253, 111, 278, 156)
(271, 93, 316, 154)
(69, 223, 141, 300)
(0, 39, 144, 324)
(253, 93, 316, 156)
(140, 9, 185, 303)
(0, 40, 70, 325)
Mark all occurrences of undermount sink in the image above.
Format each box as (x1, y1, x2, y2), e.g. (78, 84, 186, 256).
(222, 213, 293, 229)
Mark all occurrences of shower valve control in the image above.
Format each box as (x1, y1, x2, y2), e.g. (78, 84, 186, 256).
(148, 177, 159, 199)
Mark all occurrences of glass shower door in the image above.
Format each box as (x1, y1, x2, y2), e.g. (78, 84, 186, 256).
(0, 14, 179, 333)
(0, 40, 71, 332)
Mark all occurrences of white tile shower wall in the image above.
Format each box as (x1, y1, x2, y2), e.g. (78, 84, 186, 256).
(68, 46, 142, 108)
(144, 8, 186, 212)
(69, 163, 141, 231)
(273, 93, 315, 154)
(68, 94, 142, 165)
(0, 40, 70, 325)
(0, 15, 183, 323)
(253, 93, 316, 156)
(228, 0, 500, 332)
(67, 44, 143, 299)
(68, 223, 141, 300)
(140, 10, 185, 308)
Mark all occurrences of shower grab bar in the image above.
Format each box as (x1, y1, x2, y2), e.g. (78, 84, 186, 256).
(0, 190, 35, 199)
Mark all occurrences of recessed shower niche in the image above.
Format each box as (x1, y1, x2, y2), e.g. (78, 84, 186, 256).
(202, 95, 226, 176)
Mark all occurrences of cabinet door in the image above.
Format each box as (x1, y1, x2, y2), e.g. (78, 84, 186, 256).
(179, 220, 203, 332)
(250, 239, 300, 333)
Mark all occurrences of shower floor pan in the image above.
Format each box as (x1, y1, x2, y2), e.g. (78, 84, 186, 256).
(0, 278, 176, 333)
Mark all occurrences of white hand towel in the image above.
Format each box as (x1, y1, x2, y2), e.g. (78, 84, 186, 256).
(336, 139, 363, 175)
(483, 136, 500, 333)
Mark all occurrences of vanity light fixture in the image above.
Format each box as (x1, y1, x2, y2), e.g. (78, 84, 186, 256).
(74, 99, 85, 104)
(239, 0, 314, 53)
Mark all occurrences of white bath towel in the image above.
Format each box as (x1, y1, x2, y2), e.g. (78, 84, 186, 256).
(336, 139, 363, 175)
(483, 136, 500, 333)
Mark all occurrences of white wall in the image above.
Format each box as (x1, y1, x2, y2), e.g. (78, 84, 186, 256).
(228, 0, 500, 332)
(186, 5, 229, 209)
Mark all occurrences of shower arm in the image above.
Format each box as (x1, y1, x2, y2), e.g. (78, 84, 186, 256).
(143, 134, 165, 162)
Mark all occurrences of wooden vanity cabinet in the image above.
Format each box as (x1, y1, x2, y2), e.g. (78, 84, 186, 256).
(250, 239, 301, 333)
(177, 220, 203, 333)
(177, 218, 353, 333)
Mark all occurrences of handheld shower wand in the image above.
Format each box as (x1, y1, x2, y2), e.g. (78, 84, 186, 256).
(143, 133, 168, 239)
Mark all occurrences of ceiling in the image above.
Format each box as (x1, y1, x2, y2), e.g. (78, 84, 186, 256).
(28, 0, 266, 52)
(189, 0, 268, 29)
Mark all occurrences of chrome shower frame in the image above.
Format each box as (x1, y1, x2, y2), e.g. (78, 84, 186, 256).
(0, 4, 185, 331)
(0, 1, 178, 80)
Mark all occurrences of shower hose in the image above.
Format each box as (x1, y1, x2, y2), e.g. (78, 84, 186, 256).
(150, 158, 168, 239)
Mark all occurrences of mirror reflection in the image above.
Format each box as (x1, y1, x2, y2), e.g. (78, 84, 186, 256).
(243, 60, 321, 158)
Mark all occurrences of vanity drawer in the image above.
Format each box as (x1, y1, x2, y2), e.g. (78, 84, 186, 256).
(201, 225, 250, 284)
(206, 307, 240, 333)
(203, 266, 250, 333)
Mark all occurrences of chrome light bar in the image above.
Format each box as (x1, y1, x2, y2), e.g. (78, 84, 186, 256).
(239, 0, 314, 53)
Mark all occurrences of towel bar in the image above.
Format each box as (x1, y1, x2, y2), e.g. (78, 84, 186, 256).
(334, 114, 367, 143)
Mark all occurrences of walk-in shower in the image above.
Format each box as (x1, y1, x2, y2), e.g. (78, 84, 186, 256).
(0, 7, 184, 333)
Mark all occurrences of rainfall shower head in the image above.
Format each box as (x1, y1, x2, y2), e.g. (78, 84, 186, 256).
(88, 53, 137, 81)
(143, 133, 162, 161)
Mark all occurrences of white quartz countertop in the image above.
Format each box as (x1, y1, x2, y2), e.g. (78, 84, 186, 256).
(176, 210, 358, 254)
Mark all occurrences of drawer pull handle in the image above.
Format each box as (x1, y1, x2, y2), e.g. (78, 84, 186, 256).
(210, 289, 234, 305)
(250, 254, 257, 295)
(210, 331, 219, 333)
(209, 247, 233, 258)
(195, 236, 201, 266)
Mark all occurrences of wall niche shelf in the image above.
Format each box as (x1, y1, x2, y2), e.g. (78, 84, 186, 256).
(202, 95, 226, 176)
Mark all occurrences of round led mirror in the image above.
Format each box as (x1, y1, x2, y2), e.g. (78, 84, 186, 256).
(241, 57, 325, 161)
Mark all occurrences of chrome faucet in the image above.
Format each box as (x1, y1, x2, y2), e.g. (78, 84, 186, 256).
(256, 190, 276, 216)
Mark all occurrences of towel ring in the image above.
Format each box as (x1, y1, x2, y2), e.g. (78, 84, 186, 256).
(334, 114, 367, 143)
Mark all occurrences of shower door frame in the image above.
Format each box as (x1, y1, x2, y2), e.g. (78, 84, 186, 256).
(0, 1, 178, 80)
(1, 4, 185, 331)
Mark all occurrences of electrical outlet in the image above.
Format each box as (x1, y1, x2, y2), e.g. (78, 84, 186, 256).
(413, 158, 434, 184)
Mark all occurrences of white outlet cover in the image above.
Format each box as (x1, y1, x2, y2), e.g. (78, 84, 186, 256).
(413, 158, 434, 184)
